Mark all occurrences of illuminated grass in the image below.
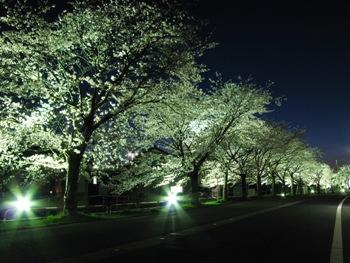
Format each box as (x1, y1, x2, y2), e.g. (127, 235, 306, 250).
(0, 213, 98, 232)
(201, 199, 224, 206)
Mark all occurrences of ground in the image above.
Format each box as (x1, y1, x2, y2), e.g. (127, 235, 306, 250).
(0, 196, 348, 263)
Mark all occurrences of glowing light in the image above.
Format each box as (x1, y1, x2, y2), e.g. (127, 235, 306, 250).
(7, 189, 37, 218)
(281, 193, 285, 197)
(311, 189, 315, 194)
(341, 189, 346, 193)
(93, 176, 98, 185)
(166, 193, 178, 206)
(13, 196, 32, 213)
(170, 186, 183, 194)
(127, 151, 138, 160)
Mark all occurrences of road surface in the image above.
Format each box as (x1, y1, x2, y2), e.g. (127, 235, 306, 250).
(0, 196, 349, 263)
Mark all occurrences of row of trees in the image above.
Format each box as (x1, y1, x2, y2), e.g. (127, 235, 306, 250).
(0, 0, 343, 215)
(202, 123, 334, 200)
(333, 165, 350, 192)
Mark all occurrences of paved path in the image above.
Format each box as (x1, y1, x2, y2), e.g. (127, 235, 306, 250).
(1, 196, 347, 263)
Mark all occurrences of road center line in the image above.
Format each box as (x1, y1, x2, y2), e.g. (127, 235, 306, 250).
(52, 200, 304, 263)
(330, 196, 349, 263)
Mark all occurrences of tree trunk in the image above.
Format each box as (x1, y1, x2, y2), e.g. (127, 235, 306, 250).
(217, 185, 221, 201)
(296, 184, 299, 195)
(290, 175, 295, 196)
(271, 174, 276, 197)
(222, 170, 228, 201)
(189, 170, 200, 205)
(297, 179, 303, 195)
(257, 174, 262, 198)
(64, 151, 84, 215)
(240, 174, 247, 200)
(317, 182, 321, 195)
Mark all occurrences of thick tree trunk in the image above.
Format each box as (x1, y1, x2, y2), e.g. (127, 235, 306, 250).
(317, 182, 321, 195)
(189, 170, 200, 205)
(257, 174, 262, 198)
(240, 174, 247, 200)
(222, 170, 228, 201)
(64, 151, 84, 215)
(63, 120, 93, 215)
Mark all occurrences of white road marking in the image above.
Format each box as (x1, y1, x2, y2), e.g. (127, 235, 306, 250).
(52, 200, 304, 263)
(330, 196, 349, 263)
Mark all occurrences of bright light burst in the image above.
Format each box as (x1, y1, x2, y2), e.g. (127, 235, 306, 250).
(167, 193, 178, 206)
(13, 196, 32, 212)
(7, 189, 36, 217)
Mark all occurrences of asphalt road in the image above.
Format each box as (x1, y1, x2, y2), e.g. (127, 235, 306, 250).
(0, 196, 348, 263)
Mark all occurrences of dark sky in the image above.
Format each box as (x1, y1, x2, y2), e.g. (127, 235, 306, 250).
(190, 1, 350, 165)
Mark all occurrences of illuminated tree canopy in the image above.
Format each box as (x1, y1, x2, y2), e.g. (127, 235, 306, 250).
(0, 0, 339, 214)
(145, 79, 272, 203)
(0, 0, 211, 214)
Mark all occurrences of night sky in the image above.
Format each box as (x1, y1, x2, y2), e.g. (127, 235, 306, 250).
(190, 1, 350, 165)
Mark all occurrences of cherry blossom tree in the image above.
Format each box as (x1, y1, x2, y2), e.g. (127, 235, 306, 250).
(0, 0, 210, 214)
(333, 165, 350, 192)
(146, 79, 272, 204)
